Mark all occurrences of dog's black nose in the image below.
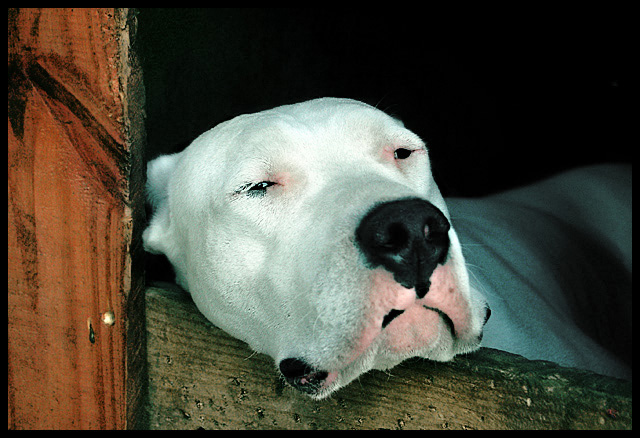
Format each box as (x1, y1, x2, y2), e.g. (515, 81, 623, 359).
(279, 358, 328, 394)
(356, 198, 450, 298)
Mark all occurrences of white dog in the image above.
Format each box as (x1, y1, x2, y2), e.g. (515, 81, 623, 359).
(144, 98, 631, 398)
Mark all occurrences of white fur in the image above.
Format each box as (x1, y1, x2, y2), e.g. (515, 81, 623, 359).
(448, 165, 631, 380)
(144, 98, 631, 398)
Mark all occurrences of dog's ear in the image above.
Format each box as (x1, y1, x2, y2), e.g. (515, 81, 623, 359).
(143, 153, 181, 255)
(146, 153, 181, 210)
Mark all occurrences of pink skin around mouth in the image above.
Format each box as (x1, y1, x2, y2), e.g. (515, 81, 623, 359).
(348, 262, 472, 361)
(315, 263, 473, 391)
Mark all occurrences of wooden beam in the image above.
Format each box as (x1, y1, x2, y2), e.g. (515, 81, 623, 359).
(146, 284, 631, 430)
(8, 8, 147, 429)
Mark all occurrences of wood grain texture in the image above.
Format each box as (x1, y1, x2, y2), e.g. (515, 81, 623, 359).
(8, 8, 146, 429)
(146, 284, 631, 430)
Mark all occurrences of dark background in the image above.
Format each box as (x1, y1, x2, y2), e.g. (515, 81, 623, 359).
(137, 8, 630, 197)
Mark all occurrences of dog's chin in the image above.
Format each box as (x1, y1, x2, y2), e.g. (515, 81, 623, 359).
(303, 354, 413, 400)
(279, 345, 377, 399)
(284, 328, 484, 399)
(281, 344, 385, 399)
(300, 368, 366, 400)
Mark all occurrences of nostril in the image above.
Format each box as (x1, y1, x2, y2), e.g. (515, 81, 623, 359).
(385, 223, 409, 249)
(279, 358, 312, 379)
(373, 222, 409, 252)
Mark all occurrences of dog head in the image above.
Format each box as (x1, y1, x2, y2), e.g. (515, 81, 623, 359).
(144, 98, 489, 398)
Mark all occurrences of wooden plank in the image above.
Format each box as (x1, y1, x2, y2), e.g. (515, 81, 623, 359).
(146, 284, 631, 430)
(8, 8, 146, 429)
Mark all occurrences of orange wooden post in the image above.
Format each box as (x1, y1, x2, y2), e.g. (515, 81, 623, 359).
(8, 8, 147, 429)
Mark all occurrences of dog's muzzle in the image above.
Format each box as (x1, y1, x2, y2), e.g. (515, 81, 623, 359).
(279, 199, 466, 395)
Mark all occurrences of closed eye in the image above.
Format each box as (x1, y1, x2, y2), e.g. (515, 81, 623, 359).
(238, 181, 277, 198)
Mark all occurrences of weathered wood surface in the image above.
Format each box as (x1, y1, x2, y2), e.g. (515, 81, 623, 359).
(146, 284, 631, 430)
(8, 8, 147, 429)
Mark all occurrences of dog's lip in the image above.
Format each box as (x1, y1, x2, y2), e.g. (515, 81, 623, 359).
(422, 304, 456, 338)
(282, 369, 337, 396)
(389, 281, 460, 339)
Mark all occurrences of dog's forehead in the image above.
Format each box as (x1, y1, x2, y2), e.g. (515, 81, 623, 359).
(181, 98, 427, 195)
(228, 99, 418, 159)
